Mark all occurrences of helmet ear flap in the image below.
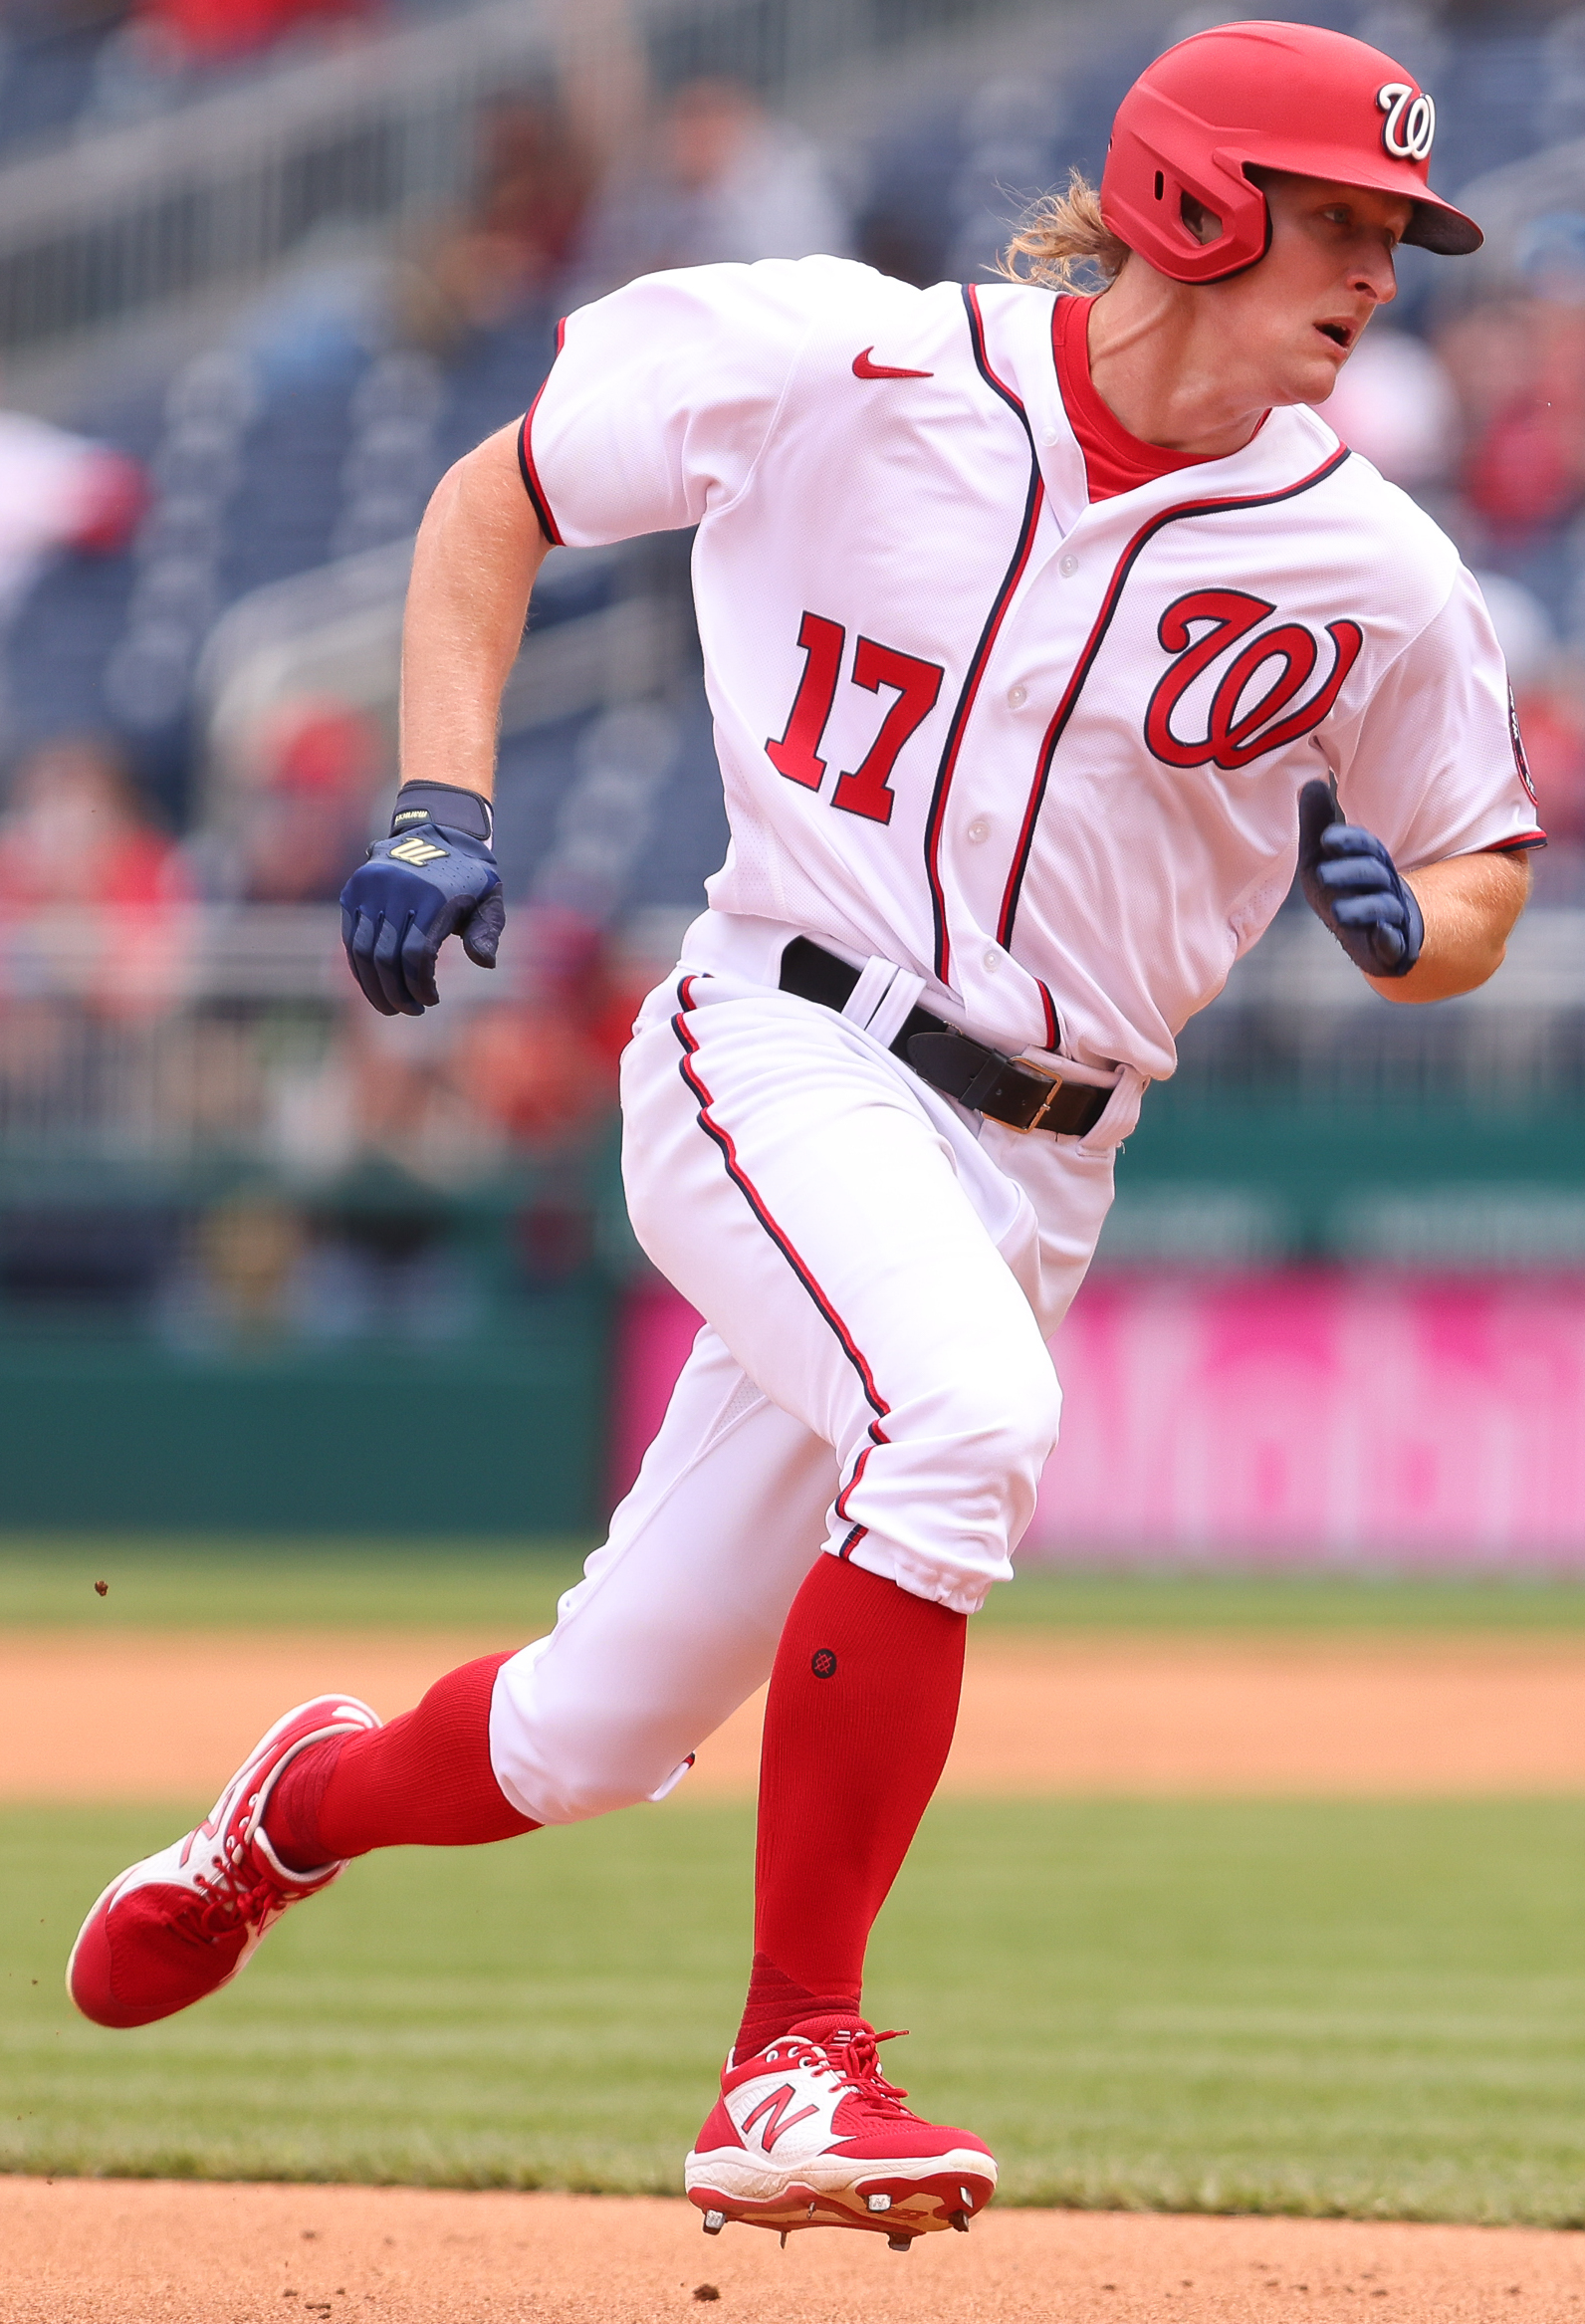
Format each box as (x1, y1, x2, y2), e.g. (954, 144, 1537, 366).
(1101, 95, 1273, 282)
(1154, 162, 1243, 267)
(1175, 157, 1272, 278)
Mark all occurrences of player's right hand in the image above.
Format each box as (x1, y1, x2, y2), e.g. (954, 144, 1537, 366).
(340, 782, 505, 1017)
(1296, 777, 1425, 980)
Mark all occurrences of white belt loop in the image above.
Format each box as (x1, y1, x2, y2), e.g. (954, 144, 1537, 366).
(864, 964, 927, 1051)
(840, 955, 901, 1032)
(837, 955, 927, 1051)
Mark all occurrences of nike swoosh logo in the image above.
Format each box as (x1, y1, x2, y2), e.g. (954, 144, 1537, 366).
(853, 348, 934, 379)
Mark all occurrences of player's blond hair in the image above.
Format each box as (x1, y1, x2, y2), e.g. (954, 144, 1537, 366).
(1000, 169, 1132, 293)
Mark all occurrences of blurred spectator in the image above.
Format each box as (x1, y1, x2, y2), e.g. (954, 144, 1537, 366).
(190, 1192, 304, 1336)
(1437, 293, 1585, 546)
(130, 0, 376, 64)
(201, 701, 384, 904)
(270, 1005, 510, 1188)
(444, 906, 665, 1146)
(575, 77, 851, 292)
(159, 1192, 477, 1348)
(85, 0, 375, 123)
(450, 1003, 612, 1147)
(1513, 660, 1585, 905)
(1472, 572, 1585, 905)
(0, 735, 191, 1020)
(0, 735, 186, 909)
(394, 99, 598, 353)
(1321, 326, 1460, 490)
(0, 414, 144, 620)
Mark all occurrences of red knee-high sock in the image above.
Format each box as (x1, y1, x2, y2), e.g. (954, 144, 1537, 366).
(735, 1556, 967, 2061)
(265, 1652, 539, 1868)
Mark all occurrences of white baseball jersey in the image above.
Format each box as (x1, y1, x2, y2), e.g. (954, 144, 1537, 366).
(521, 255, 1541, 1082)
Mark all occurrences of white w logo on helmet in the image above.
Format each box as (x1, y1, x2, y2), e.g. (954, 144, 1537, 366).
(1377, 81, 1436, 162)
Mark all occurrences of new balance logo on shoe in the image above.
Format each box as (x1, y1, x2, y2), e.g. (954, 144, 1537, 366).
(740, 2084, 819, 2153)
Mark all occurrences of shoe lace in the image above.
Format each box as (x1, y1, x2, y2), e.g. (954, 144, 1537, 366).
(188, 1810, 291, 1940)
(798, 2026, 914, 2116)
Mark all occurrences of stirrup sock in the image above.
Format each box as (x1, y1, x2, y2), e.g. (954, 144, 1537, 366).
(736, 1556, 965, 2060)
(266, 1651, 539, 1867)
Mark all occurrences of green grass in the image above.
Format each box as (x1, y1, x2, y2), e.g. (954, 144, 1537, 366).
(9, 1795, 1585, 2223)
(8, 1536, 1585, 1635)
(0, 1539, 588, 1635)
(977, 1569, 1585, 1635)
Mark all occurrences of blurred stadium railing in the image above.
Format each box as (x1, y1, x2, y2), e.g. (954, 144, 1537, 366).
(0, 0, 1103, 397)
(0, 0, 1580, 1541)
(1110, 906, 1585, 1271)
(0, 896, 660, 1531)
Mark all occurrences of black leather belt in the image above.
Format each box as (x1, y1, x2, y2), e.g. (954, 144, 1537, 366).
(778, 936, 1111, 1139)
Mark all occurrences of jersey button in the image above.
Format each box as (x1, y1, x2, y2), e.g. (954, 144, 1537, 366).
(1059, 554, 1079, 578)
(1041, 426, 1059, 446)
(967, 817, 991, 843)
(1006, 684, 1026, 709)
(982, 948, 1002, 973)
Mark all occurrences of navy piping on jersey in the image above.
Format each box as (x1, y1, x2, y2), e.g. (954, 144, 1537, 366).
(671, 976, 889, 1560)
(997, 446, 1354, 952)
(517, 320, 567, 547)
(921, 286, 1045, 1011)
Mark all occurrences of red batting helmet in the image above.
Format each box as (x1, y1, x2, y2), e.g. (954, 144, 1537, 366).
(1100, 19, 1481, 285)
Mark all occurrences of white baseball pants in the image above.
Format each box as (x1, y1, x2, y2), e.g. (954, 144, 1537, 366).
(490, 920, 1136, 1829)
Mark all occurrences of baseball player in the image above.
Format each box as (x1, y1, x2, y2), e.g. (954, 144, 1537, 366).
(69, 21, 1540, 2252)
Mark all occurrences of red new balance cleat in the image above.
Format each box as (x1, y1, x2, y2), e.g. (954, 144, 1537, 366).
(67, 1695, 380, 2029)
(684, 2015, 997, 2250)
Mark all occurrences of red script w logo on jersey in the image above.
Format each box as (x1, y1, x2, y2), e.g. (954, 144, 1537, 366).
(1145, 589, 1364, 774)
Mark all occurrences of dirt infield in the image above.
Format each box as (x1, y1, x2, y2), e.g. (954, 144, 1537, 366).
(8, 1630, 1585, 1800)
(5, 2180, 1585, 2324)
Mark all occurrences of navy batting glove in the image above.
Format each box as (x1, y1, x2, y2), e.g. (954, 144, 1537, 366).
(340, 782, 505, 1017)
(1296, 778, 1424, 980)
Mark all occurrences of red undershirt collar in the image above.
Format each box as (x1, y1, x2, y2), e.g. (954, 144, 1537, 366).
(1051, 294, 1267, 503)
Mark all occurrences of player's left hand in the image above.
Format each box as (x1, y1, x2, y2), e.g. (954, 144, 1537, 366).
(1296, 778, 1425, 980)
(340, 782, 505, 1017)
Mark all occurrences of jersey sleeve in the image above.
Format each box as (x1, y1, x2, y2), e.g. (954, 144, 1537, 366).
(1328, 565, 1546, 864)
(519, 258, 840, 549)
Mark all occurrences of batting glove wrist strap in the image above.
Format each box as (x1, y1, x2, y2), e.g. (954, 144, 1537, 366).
(1296, 777, 1425, 980)
(390, 782, 494, 844)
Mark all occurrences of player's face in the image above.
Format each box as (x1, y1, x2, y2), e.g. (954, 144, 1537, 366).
(1224, 171, 1415, 406)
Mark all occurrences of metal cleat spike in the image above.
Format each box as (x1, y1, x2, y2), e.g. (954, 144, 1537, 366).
(866, 2194, 892, 2211)
(702, 2211, 726, 2235)
(780, 2231, 788, 2249)
(887, 2234, 913, 2253)
(950, 2209, 971, 2232)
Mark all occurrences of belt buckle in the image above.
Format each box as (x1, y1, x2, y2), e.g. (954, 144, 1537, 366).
(1005, 1056, 1064, 1134)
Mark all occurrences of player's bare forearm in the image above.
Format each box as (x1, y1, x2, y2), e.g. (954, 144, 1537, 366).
(399, 422, 552, 805)
(1368, 848, 1532, 1005)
